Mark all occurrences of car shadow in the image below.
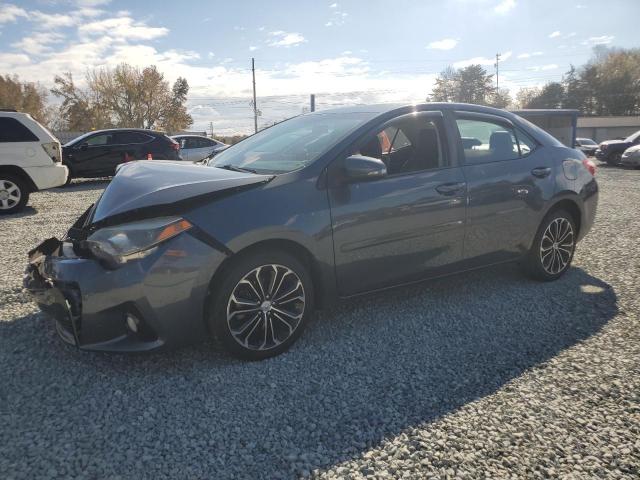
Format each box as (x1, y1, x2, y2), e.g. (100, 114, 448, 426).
(0, 205, 37, 219)
(49, 178, 111, 192)
(0, 264, 617, 479)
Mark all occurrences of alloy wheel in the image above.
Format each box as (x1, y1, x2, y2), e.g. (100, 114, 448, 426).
(0, 180, 21, 210)
(226, 264, 305, 351)
(539, 217, 574, 275)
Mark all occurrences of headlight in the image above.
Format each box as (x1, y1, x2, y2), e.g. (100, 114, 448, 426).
(85, 216, 192, 266)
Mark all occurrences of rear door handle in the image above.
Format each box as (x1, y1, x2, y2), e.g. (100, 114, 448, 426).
(436, 182, 466, 196)
(531, 167, 551, 178)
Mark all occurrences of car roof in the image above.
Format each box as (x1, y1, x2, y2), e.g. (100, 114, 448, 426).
(310, 102, 521, 120)
(171, 134, 213, 139)
(87, 128, 165, 135)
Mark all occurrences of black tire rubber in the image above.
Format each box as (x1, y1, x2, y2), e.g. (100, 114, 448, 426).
(606, 152, 622, 166)
(0, 174, 29, 214)
(522, 209, 577, 282)
(208, 250, 314, 360)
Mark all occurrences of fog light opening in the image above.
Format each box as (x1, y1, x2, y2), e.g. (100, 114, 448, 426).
(125, 313, 141, 333)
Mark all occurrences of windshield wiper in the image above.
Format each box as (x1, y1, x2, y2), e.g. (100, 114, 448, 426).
(216, 164, 258, 174)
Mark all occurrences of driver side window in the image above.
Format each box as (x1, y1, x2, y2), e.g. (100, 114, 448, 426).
(355, 114, 447, 175)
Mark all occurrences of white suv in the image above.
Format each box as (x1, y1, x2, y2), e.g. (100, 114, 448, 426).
(0, 110, 68, 214)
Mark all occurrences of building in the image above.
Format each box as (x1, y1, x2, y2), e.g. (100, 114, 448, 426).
(576, 116, 640, 143)
(512, 109, 579, 148)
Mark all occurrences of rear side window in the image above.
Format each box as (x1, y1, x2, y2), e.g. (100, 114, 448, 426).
(456, 117, 536, 164)
(114, 132, 153, 144)
(0, 117, 39, 142)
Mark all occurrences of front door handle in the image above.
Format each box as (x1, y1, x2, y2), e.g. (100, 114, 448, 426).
(436, 182, 466, 196)
(531, 167, 551, 178)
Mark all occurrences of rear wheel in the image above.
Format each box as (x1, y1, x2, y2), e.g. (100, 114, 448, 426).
(523, 209, 576, 281)
(0, 175, 29, 214)
(209, 250, 314, 360)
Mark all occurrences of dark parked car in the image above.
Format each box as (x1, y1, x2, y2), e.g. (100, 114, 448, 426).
(62, 129, 181, 182)
(25, 103, 598, 360)
(575, 137, 598, 156)
(595, 129, 640, 165)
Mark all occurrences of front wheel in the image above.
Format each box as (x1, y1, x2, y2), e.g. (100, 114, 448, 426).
(523, 209, 576, 281)
(0, 175, 29, 214)
(209, 250, 314, 360)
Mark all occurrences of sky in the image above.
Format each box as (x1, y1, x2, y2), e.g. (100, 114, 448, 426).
(0, 0, 638, 134)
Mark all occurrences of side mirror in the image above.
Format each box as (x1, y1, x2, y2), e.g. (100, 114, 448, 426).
(343, 155, 387, 182)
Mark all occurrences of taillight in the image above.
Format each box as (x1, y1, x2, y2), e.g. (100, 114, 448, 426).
(582, 158, 596, 176)
(42, 142, 61, 163)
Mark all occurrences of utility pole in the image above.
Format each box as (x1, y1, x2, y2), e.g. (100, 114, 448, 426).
(310, 94, 316, 112)
(495, 53, 501, 92)
(209, 121, 214, 138)
(251, 57, 258, 133)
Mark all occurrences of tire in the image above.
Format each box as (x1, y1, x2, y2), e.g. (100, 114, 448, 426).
(0, 174, 29, 214)
(606, 152, 622, 166)
(208, 250, 314, 360)
(61, 163, 73, 187)
(522, 209, 577, 281)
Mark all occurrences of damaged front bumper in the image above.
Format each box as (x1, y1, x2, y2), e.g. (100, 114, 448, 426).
(24, 228, 226, 352)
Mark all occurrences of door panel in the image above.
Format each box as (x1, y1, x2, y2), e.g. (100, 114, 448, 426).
(455, 115, 555, 261)
(329, 169, 467, 295)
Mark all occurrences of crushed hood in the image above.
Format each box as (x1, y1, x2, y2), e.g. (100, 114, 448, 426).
(91, 161, 272, 226)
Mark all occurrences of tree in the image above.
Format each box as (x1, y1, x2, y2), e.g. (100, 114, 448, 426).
(0, 75, 50, 125)
(429, 64, 496, 106)
(490, 88, 512, 109)
(429, 66, 457, 103)
(52, 63, 193, 132)
(515, 87, 541, 109)
(525, 82, 565, 109)
(51, 72, 111, 131)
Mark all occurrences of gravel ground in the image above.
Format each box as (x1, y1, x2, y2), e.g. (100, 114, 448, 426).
(1, 167, 639, 479)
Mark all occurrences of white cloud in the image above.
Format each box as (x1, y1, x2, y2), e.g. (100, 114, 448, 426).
(516, 51, 543, 59)
(548, 31, 561, 38)
(453, 51, 510, 69)
(564, 32, 576, 38)
(329, 2, 338, 7)
(11, 32, 66, 55)
(582, 35, 614, 45)
(325, 21, 333, 26)
(426, 38, 458, 50)
(453, 56, 494, 68)
(576, 4, 587, 8)
(341, 50, 352, 55)
(0, 3, 27, 23)
(0, 53, 31, 66)
(268, 31, 306, 47)
(527, 64, 559, 71)
(494, 0, 516, 14)
(30, 11, 76, 29)
(249, 46, 258, 51)
(208, 52, 215, 59)
(79, 16, 169, 40)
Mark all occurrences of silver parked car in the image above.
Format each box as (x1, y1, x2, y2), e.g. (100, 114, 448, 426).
(621, 145, 640, 167)
(171, 135, 228, 162)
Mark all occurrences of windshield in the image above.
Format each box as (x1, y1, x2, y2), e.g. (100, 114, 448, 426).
(578, 138, 596, 145)
(210, 112, 371, 174)
(625, 130, 640, 143)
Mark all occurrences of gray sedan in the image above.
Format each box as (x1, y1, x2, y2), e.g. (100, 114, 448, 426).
(25, 103, 598, 360)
